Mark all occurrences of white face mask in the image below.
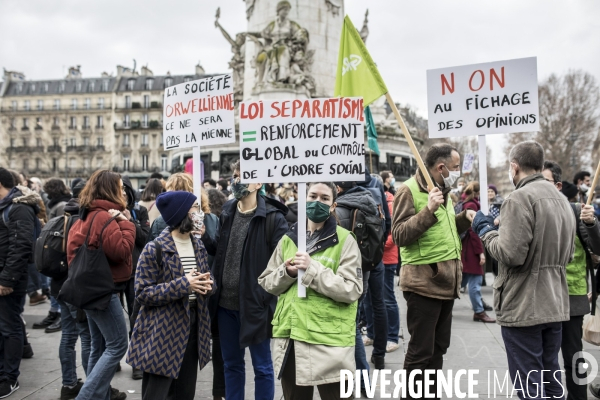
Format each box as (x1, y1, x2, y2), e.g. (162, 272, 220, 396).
(288, 196, 295, 202)
(580, 183, 590, 193)
(442, 165, 460, 187)
(595, 198, 600, 205)
(457, 185, 464, 192)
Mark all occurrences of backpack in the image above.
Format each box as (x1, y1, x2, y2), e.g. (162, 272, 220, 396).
(365, 178, 386, 231)
(2, 204, 42, 262)
(34, 212, 79, 279)
(336, 190, 385, 271)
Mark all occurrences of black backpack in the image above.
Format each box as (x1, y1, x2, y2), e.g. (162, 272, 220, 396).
(336, 190, 385, 271)
(34, 213, 79, 279)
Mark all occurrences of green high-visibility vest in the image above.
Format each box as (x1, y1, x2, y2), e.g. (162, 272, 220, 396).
(399, 177, 462, 265)
(272, 227, 357, 347)
(566, 235, 587, 295)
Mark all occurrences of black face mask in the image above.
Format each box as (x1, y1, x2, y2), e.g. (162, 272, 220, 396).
(230, 178, 256, 200)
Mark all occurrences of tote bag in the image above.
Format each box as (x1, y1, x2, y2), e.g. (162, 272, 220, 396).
(58, 212, 116, 310)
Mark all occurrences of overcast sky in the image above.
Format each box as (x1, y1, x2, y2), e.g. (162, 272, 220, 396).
(2, 0, 599, 165)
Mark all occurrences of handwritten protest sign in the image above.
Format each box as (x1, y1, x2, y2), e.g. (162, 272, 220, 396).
(426, 57, 539, 139)
(462, 153, 475, 174)
(239, 98, 366, 183)
(162, 74, 235, 150)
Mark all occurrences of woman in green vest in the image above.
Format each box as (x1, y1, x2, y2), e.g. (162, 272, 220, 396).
(258, 182, 363, 400)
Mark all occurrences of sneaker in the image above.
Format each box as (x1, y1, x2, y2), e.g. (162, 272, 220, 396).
(590, 383, 600, 399)
(60, 381, 83, 400)
(110, 387, 127, 400)
(0, 380, 19, 398)
(29, 292, 47, 306)
(45, 319, 62, 333)
(33, 311, 60, 329)
(370, 355, 385, 370)
(131, 367, 143, 380)
(22, 343, 34, 359)
(386, 341, 400, 353)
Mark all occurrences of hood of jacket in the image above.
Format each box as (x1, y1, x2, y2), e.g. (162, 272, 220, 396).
(336, 186, 377, 214)
(0, 185, 41, 214)
(81, 199, 124, 220)
(285, 214, 338, 251)
(64, 198, 81, 215)
(48, 194, 72, 210)
(121, 176, 137, 209)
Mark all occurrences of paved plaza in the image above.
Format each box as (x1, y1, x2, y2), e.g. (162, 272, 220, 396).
(13, 274, 600, 399)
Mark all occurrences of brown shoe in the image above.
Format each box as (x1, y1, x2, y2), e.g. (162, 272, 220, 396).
(473, 312, 496, 323)
(29, 292, 48, 306)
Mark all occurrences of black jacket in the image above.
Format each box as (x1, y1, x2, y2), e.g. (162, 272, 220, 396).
(202, 195, 288, 347)
(356, 172, 391, 238)
(51, 198, 80, 296)
(122, 177, 149, 276)
(0, 187, 40, 294)
(285, 201, 298, 227)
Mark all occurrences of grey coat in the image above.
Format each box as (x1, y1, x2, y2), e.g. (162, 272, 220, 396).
(482, 174, 575, 327)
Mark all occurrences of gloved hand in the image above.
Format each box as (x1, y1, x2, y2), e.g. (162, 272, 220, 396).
(472, 211, 498, 238)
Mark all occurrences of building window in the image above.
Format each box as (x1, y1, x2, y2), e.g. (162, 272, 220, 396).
(53, 138, 59, 147)
(69, 157, 76, 169)
(52, 158, 57, 172)
(89, 81, 95, 92)
(164, 78, 173, 88)
(22, 118, 29, 128)
(36, 138, 42, 147)
(123, 155, 130, 172)
(124, 114, 130, 128)
(76, 82, 82, 92)
(97, 137, 104, 147)
(85, 98, 91, 109)
(127, 79, 135, 91)
(98, 98, 104, 109)
(30, 83, 36, 93)
(36, 158, 41, 170)
(37, 100, 43, 110)
(54, 99, 61, 110)
(142, 154, 149, 171)
(184, 77, 192, 82)
(125, 95, 131, 109)
(42, 83, 49, 93)
(16, 83, 23, 93)
(53, 117, 60, 127)
(11, 101, 17, 111)
(9, 138, 15, 148)
(102, 80, 109, 91)
(145, 79, 154, 90)
(96, 157, 103, 168)
(83, 137, 90, 146)
(9, 118, 15, 129)
(143, 95, 150, 108)
(123, 134, 130, 147)
(24, 100, 30, 111)
(35, 117, 42, 129)
(22, 138, 28, 147)
(71, 98, 77, 110)
(83, 116, 90, 129)
(69, 116, 76, 129)
(59, 82, 65, 93)
(97, 115, 104, 128)
(141, 133, 149, 146)
(69, 137, 76, 147)
(23, 159, 28, 171)
(142, 114, 148, 128)
(161, 154, 168, 171)
(84, 157, 90, 169)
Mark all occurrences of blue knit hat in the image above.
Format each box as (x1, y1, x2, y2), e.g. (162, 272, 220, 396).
(156, 191, 197, 227)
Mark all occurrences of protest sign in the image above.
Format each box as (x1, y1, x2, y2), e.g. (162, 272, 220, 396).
(462, 153, 475, 174)
(239, 97, 365, 297)
(426, 57, 539, 139)
(239, 98, 366, 183)
(426, 57, 539, 214)
(162, 74, 235, 151)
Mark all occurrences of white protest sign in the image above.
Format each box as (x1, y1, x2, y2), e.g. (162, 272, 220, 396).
(462, 153, 475, 174)
(426, 57, 539, 138)
(163, 74, 235, 150)
(238, 98, 366, 183)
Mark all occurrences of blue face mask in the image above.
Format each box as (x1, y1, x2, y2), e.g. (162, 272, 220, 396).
(390, 178, 396, 186)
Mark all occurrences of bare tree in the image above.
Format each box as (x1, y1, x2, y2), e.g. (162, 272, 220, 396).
(508, 70, 600, 180)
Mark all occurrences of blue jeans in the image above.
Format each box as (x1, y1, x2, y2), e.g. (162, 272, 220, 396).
(355, 269, 370, 390)
(501, 323, 564, 400)
(58, 299, 91, 387)
(383, 263, 400, 343)
(363, 262, 388, 357)
(77, 294, 128, 400)
(0, 293, 25, 382)
(461, 273, 483, 314)
(217, 307, 274, 400)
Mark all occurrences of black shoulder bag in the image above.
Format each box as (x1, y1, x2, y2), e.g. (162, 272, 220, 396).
(58, 212, 117, 311)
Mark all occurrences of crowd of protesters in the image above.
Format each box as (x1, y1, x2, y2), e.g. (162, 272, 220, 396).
(0, 140, 599, 400)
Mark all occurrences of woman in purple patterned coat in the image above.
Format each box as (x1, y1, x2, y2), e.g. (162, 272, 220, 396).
(127, 191, 214, 400)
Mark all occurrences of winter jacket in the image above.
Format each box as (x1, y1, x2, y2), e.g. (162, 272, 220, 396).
(382, 191, 398, 265)
(127, 229, 214, 378)
(392, 171, 471, 300)
(50, 198, 81, 296)
(202, 195, 288, 348)
(481, 174, 575, 327)
(461, 198, 485, 275)
(259, 216, 362, 385)
(122, 176, 150, 276)
(285, 201, 298, 227)
(67, 199, 136, 284)
(0, 186, 40, 294)
(47, 194, 72, 219)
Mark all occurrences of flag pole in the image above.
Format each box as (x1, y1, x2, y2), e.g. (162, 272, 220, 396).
(384, 92, 435, 191)
(586, 159, 600, 206)
(369, 151, 373, 172)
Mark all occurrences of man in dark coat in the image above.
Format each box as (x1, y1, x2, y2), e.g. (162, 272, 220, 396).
(202, 160, 288, 400)
(0, 167, 40, 398)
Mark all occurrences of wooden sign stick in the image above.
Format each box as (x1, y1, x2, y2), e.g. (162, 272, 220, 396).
(587, 159, 600, 206)
(385, 92, 435, 191)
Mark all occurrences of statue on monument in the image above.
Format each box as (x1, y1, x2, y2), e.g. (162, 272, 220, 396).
(215, 7, 246, 102)
(246, 1, 315, 96)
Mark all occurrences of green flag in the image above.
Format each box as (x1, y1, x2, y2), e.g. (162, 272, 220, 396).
(335, 15, 388, 107)
(364, 106, 380, 156)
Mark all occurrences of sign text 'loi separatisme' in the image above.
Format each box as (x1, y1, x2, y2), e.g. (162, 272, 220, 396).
(163, 74, 235, 150)
(239, 98, 366, 183)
